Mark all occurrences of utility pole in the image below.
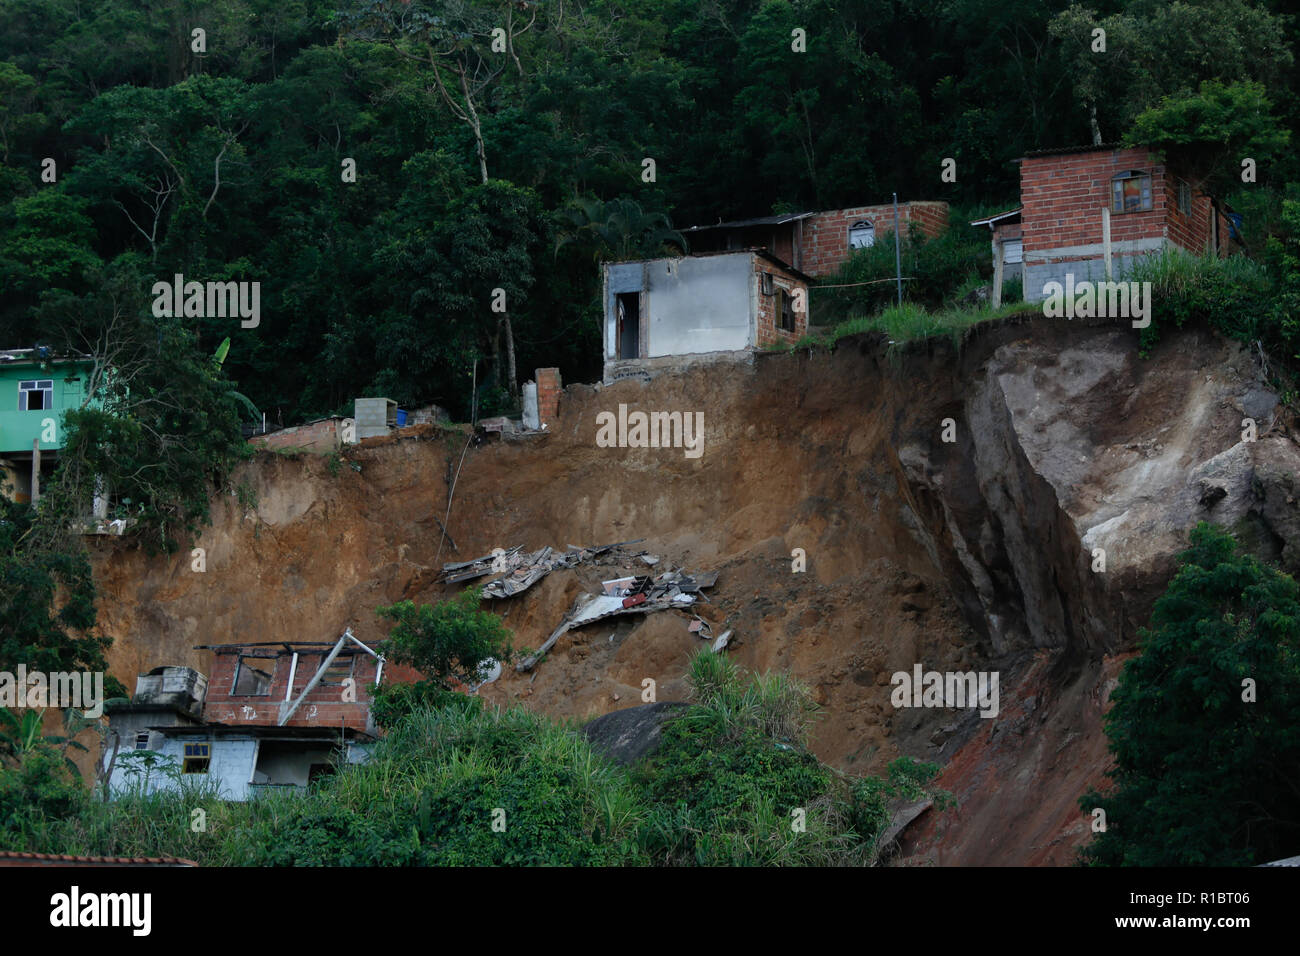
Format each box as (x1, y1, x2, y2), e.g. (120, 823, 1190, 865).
(893, 193, 903, 306)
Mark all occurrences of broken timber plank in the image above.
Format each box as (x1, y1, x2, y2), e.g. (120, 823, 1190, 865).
(516, 619, 573, 672)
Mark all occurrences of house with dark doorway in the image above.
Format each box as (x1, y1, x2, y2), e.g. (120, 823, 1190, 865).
(681, 200, 949, 278)
(102, 630, 414, 801)
(990, 144, 1237, 303)
(602, 250, 810, 383)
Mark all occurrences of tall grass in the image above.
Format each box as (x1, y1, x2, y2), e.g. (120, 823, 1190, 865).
(1125, 249, 1274, 354)
(2, 657, 950, 866)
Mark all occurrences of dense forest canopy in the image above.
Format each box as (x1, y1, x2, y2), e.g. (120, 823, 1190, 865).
(0, 0, 1296, 420)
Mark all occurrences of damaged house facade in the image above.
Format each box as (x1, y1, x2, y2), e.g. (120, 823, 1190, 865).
(103, 631, 399, 801)
(980, 144, 1237, 303)
(602, 250, 810, 383)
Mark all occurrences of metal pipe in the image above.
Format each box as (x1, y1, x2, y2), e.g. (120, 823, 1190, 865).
(893, 193, 903, 306)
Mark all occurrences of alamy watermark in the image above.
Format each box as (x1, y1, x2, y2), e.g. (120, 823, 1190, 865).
(151, 273, 260, 328)
(1041, 274, 1151, 329)
(890, 664, 999, 719)
(0, 666, 104, 718)
(595, 403, 705, 459)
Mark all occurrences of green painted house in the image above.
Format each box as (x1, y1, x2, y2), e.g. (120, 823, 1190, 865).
(0, 348, 95, 502)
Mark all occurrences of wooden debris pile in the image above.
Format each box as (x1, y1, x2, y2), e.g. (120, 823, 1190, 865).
(437, 540, 723, 673)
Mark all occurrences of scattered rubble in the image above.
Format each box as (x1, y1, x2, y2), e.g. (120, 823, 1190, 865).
(439, 539, 646, 598)
(516, 566, 720, 672)
(441, 540, 720, 673)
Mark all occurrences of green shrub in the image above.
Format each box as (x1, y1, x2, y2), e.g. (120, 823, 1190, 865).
(377, 586, 513, 690)
(0, 748, 89, 847)
(1080, 523, 1300, 866)
(816, 206, 1000, 323)
(369, 680, 481, 731)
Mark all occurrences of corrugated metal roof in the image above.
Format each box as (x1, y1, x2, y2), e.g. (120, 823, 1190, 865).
(0, 348, 93, 365)
(970, 208, 1022, 227)
(1019, 143, 1128, 159)
(681, 211, 815, 232)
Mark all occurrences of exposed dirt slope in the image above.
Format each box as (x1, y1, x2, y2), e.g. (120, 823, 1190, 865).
(89, 316, 1300, 865)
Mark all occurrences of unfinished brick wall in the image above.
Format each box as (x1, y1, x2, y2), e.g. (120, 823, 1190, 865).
(1164, 176, 1230, 257)
(753, 258, 809, 347)
(1019, 146, 1234, 300)
(1020, 147, 1168, 259)
(203, 646, 421, 731)
(536, 368, 561, 427)
(800, 202, 950, 277)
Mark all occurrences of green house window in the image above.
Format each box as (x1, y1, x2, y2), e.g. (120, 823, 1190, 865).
(18, 380, 53, 411)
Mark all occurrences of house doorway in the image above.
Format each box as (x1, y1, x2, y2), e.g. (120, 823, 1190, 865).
(616, 293, 640, 359)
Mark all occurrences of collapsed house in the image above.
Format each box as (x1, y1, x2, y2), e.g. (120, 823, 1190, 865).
(440, 541, 723, 671)
(102, 631, 398, 801)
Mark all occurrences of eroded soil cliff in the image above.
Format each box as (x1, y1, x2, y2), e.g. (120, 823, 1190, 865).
(89, 316, 1300, 865)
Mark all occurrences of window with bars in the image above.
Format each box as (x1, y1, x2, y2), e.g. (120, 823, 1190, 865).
(319, 654, 355, 686)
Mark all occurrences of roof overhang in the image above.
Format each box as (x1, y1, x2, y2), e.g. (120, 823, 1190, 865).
(150, 723, 375, 742)
(0, 348, 94, 367)
(969, 208, 1023, 228)
(682, 211, 815, 233)
(604, 249, 811, 283)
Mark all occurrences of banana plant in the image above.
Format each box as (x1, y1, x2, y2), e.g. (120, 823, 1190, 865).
(0, 707, 89, 776)
(211, 335, 261, 423)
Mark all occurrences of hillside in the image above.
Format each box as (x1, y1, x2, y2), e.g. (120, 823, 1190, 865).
(87, 317, 1300, 865)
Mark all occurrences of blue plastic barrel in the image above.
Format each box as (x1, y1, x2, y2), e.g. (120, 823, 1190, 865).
(395, 409, 408, 426)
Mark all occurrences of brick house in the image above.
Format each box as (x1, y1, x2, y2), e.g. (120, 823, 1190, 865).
(601, 250, 809, 383)
(681, 201, 949, 278)
(103, 631, 428, 801)
(1005, 144, 1236, 302)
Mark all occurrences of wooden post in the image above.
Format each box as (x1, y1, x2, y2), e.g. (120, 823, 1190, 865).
(991, 236, 1005, 309)
(1102, 206, 1113, 280)
(31, 440, 40, 503)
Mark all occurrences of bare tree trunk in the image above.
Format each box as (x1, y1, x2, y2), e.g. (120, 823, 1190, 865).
(1089, 102, 1103, 145)
(503, 315, 519, 401)
(461, 66, 489, 184)
(100, 731, 120, 803)
(491, 321, 502, 388)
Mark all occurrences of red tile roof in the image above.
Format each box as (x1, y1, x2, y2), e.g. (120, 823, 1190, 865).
(0, 851, 198, 867)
